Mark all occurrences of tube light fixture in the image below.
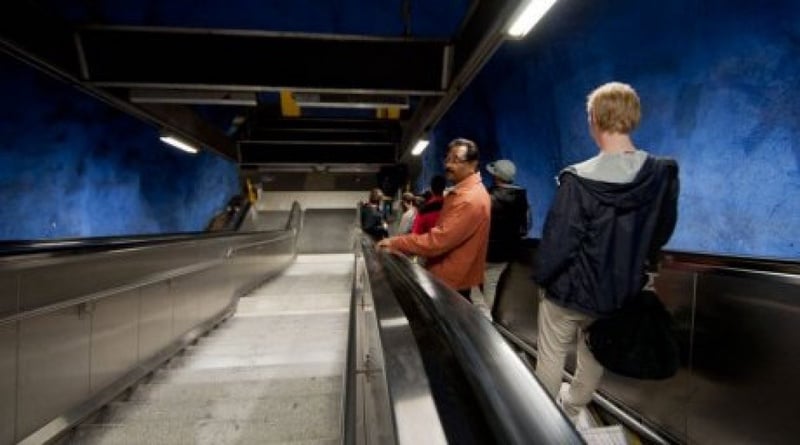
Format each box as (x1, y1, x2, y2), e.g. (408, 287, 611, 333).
(507, 0, 558, 38)
(159, 134, 199, 154)
(411, 138, 430, 156)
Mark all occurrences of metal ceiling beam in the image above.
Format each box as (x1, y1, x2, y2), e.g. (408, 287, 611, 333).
(130, 89, 257, 106)
(239, 142, 396, 165)
(400, 0, 521, 160)
(78, 26, 449, 95)
(247, 118, 400, 132)
(292, 92, 409, 109)
(0, 2, 238, 160)
(242, 130, 397, 145)
(242, 119, 401, 144)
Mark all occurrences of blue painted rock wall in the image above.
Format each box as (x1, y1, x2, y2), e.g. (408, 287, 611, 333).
(0, 55, 240, 240)
(420, 0, 800, 259)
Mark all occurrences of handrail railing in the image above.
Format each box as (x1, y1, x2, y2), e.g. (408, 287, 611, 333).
(345, 236, 447, 444)
(285, 201, 303, 232)
(361, 237, 583, 444)
(0, 201, 304, 258)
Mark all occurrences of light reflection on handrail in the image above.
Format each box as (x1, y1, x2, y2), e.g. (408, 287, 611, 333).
(371, 241, 584, 444)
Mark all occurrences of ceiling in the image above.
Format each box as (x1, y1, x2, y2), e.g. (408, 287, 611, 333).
(1, 0, 525, 174)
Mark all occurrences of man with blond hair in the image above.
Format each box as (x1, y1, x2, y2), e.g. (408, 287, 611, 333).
(533, 82, 679, 428)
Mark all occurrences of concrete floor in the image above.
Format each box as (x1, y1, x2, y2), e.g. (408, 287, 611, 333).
(71, 254, 354, 445)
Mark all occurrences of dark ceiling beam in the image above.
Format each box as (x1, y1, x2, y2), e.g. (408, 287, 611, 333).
(130, 89, 258, 106)
(242, 129, 398, 144)
(242, 119, 401, 144)
(248, 118, 400, 133)
(239, 142, 396, 165)
(0, 2, 237, 160)
(78, 27, 449, 95)
(400, 0, 522, 160)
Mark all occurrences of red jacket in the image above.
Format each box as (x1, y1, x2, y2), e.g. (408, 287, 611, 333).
(387, 173, 490, 290)
(412, 195, 444, 234)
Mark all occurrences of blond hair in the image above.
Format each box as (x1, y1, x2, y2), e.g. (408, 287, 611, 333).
(586, 82, 641, 134)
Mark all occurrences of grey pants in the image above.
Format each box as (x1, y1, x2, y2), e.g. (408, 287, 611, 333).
(482, 261, 508, 310)
(534, 297, 604, 416)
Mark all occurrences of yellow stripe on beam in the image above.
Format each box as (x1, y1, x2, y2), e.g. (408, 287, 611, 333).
(376, 107, 400, 120)
(280, 91, 301, 117)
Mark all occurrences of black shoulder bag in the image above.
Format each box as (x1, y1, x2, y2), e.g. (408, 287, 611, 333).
(585, 289, 680, 380)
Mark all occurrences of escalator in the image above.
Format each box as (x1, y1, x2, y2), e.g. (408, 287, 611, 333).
(3, 200, 585, 444)
(70, 254, 354, 444)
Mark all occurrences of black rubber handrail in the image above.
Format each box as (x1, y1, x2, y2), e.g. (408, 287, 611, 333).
(367, 238, 584, 444)
(519, 238, 800, 277)
(0, 201, 303, 258)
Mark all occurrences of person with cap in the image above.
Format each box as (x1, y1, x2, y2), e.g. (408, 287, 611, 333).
(484, 159, 530, 316)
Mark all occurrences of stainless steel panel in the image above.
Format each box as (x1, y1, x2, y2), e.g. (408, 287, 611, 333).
(247, 210, 291, 231)
(353, 258, 396, 444)
(361, 250, 448, 444)
(229, 235, 295, 297)
(297, 209, 357, 254)
(0, 270, 18, 320)
(169, 279, 194, 337)
(17, 307, 90, 440)
(496, 245, 800, 444)
(597, 268, 695, 443)
(0, 323, 17, 445)
(7, 229, 297, 442)
(492, 258, 540, 344)
(90, 290, 140, 393)
(17, 243, 215, 311)
(137, 282, 173, 363)
(170, 269, 221, 337)
(686, 273, 800, 445)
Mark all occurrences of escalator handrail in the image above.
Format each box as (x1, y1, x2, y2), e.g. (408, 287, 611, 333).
(0, 201, 304, 258)
(366, 239, 583, 444)
(285, 201, 303, 233)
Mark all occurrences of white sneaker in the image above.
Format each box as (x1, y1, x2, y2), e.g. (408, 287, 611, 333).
(569, 407, 594, 431)
(557, 383, 595, 431)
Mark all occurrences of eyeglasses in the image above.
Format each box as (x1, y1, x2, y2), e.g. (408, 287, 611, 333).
(444, 155, 469, 164)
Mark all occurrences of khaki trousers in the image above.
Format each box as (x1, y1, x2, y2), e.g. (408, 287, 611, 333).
(534, 297, 604, 416)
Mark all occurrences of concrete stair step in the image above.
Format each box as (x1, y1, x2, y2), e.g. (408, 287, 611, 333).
(152, 364, 345, 385)
(163, 351, 346, 371)
(128, 376, 340, 403)
(94, 392, 341, 424)
(71, 420, 340, 445)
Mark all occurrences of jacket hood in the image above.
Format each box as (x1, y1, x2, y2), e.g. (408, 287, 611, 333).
(491, 184, 526, 205)
(560, 156, 670, 209)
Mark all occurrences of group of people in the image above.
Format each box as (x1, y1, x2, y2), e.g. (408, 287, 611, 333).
(360, 176, 448, 241)
(373, 82, 680, 428)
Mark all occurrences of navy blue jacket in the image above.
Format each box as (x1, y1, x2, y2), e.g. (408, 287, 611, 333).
(487, 184, 530, 262)
(533, 156, 679, 317)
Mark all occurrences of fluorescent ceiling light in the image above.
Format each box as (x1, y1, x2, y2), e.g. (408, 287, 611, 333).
(411, 139, 430, 156)
(160, 135, 199, 154)
(507, 0, 558, 38)
(131, 89, 257, 106)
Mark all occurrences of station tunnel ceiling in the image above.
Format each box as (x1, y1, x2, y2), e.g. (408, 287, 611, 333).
(3, 0, 520, 174)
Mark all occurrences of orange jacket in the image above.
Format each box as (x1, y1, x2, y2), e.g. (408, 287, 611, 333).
(387, 173, 490, 290)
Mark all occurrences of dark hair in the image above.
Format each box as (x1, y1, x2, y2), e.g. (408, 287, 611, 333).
(447, 138, 479, 162)
(430, 175, 446, 195)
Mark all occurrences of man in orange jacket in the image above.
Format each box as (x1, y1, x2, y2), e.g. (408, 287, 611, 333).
(377, 138, 491, 301)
